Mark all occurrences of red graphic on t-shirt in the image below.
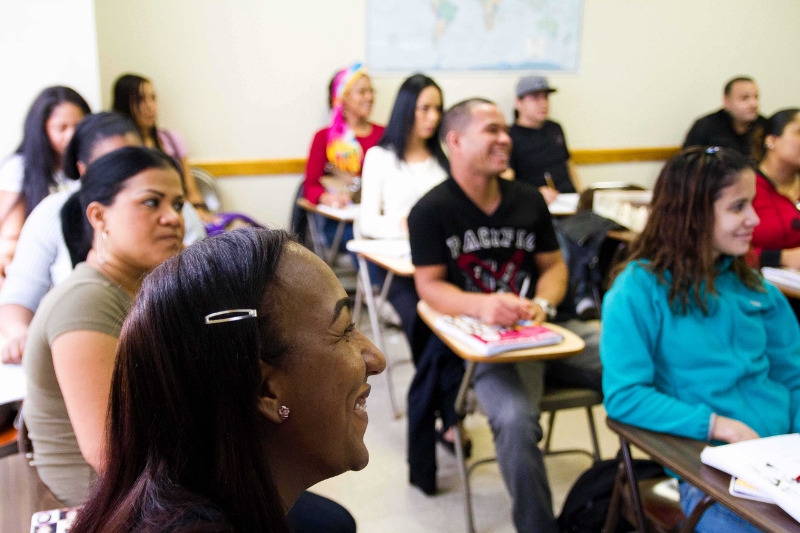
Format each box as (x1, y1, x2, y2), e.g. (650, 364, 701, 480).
(456, 249, 526, 293)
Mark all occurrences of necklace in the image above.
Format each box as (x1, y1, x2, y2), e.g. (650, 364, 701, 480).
(781, 175, 800, 203)
(762, 167, 800, 203)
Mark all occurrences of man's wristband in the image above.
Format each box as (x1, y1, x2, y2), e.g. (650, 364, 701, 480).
(533, 297, 557, 320)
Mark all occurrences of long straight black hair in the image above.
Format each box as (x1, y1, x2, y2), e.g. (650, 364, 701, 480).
(14, 86, 90, 215)
(111, 74, 163, 152)
(60, 146, 179, 267)
(71, 228, 293, 533)
(377, 73, 449, 171)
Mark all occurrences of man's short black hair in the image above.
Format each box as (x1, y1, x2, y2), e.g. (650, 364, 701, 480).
(439, 98, 495, 143)
(724, 76, 755, 96)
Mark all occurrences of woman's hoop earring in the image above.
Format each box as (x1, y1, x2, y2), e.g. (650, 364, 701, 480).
(98, 231, 108, 264)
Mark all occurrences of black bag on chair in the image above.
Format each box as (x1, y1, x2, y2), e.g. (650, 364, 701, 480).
(558, 457, 665, 532)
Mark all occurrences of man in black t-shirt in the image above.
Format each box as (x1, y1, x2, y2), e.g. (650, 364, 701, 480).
(508, 76, 580, 205)
(408, 98, 601, 533)
(683, 76, 767, 158)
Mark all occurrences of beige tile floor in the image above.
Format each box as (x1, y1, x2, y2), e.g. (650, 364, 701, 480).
(310, 302, 622, 533)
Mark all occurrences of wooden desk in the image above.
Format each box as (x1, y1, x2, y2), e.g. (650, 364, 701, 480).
(606, 418, 800, 533)
(296, 198, 358, 266)
(418, 300, 586, 533)
(346, 239, 414, 418)
(417, 301, 585, 365)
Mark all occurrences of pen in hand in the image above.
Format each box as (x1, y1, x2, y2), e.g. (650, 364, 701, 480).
(519, 276, 531, 300)
(544, 172, 556, 191)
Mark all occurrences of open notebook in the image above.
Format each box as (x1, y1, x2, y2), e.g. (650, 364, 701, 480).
(701, 433, 800, 523)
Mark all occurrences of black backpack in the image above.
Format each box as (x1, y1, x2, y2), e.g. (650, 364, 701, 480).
(558, 458, 666, 533)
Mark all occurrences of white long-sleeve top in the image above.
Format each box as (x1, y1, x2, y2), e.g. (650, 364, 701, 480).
(358, 146, 447, 239)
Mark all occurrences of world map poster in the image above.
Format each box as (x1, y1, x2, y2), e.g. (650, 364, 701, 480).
(367, 0, 583, 72)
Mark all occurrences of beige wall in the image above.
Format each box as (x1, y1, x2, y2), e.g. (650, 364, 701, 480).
(0, 0, 101, 157)
(12, 0, 799, 228)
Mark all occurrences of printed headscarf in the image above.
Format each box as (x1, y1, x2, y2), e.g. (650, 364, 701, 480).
(326, 62, 369, 175)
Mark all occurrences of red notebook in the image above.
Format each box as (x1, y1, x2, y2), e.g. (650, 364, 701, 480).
(433, 315, 563, 356)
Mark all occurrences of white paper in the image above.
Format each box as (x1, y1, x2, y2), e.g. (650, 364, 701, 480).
(762, 267, 800, 291)
(346, 239, 410, 258)
(701, 434, 800, 523)
(0, 363, 26, 405)
(316, 203, 360, 220)
(548, 193, 580, 215)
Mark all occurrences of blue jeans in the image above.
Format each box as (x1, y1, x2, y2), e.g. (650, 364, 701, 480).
(473, 319, 602, 533)
(679, 482, 764, 533)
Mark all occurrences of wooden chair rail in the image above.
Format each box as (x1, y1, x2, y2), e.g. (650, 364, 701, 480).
(192, 146, 681, 178)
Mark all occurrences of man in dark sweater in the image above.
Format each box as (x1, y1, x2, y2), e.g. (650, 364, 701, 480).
(508, 76, 581, 205)
(683, 76, 767, 158)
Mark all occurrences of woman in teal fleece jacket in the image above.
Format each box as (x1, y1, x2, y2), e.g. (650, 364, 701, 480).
(601, 147, 800, 533)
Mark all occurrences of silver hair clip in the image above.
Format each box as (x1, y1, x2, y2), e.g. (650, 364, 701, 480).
(205, 309, 258, 325)
(705, 146, 721, 154)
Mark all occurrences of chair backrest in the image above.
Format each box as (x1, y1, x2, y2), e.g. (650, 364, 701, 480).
(17, 409, 32, 455)
(190, 167, 223, 212)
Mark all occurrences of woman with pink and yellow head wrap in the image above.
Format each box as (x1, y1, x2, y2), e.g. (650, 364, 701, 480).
(303, 62, 385, 209)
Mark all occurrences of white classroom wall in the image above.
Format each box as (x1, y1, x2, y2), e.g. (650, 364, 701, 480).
(4, 1, 800, 229)
(0, 0, 102, 157)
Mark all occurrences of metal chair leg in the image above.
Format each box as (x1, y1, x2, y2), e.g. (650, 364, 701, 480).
(353, 273, 364, 326)
(327, 221, 347, 266)
(620, 437, 648, 532)
(305, 212, 327, 259)
(585, 406, 601, 462)
(603, 463, 626, 533)
(454, 421, 476, 533)
(357, 256, 402, 418)
(543, 410, 556, 454)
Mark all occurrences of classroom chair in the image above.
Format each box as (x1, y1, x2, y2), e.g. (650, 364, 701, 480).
(0, 404, 22, 459)
(190, 167, 222, 213)
(454, 385, 603, 533)
(604, 419, 695, 533)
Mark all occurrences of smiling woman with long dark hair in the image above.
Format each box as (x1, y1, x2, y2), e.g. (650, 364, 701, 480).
(601, 147, 800, 533)
(71, 228, 386, 532)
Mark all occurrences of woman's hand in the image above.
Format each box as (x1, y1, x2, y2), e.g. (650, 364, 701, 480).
(319, 191, 352, 209)
(712, 416, 760, 443)
(0, 304, 34, 365)
(1, 333, 26, 365)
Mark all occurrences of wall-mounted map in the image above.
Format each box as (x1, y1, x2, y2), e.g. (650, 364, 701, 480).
(367, 0, 583, 72)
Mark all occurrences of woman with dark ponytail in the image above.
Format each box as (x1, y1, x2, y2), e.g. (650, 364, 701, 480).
(0, 112, 141, 365)
(22, 146, 185, 506)
(0, 86, 89, 282)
